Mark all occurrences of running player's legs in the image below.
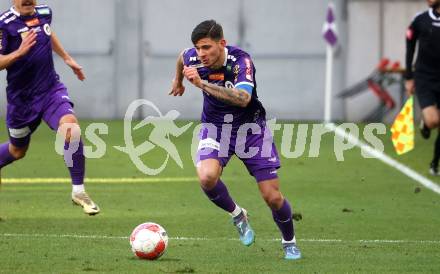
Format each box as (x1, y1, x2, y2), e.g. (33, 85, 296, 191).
(41, 82, 99, 215)
(196, 125, 237, 212)
(238, 125, 300, 258)
(196, 127, 228, 188)
(195, 125, 255, 244)
(196, 158, 223, 190)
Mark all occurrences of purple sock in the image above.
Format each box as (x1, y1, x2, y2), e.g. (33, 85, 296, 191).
(0, 143, 16, 169)
(202, 179, 236, 213)
(272, 199, 295, 241)
(64, 140, 85, 185)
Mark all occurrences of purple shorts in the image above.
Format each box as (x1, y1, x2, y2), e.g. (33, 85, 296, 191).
(196, 122, 281, 182)
(6, 82, 75, 147)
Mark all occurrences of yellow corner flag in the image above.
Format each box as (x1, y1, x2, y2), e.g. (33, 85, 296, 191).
(391, 96, 414, 155)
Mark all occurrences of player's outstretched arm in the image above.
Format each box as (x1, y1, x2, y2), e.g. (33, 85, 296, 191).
(169, 51, 185, 96)
(0, 30, 37, 70)
(51, 31, 85, 81)
(183, 66, 251, 107)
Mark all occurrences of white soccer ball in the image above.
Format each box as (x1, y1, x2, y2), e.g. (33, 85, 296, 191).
(129, 222, 169, 260)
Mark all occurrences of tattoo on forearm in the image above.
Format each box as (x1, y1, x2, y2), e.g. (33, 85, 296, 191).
(201, 81, 250, 107)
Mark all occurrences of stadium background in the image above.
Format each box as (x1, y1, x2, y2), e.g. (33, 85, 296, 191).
(0, 0, 427, 122)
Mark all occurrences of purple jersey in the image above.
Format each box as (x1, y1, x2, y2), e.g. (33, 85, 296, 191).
(0, 5, 58, 106)
(183, 46, 266, 128)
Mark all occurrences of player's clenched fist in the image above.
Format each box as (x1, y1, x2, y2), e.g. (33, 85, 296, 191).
(183, 66, 202, 88)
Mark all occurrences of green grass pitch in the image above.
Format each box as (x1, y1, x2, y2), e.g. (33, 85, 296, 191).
(0, 121, 439, 273)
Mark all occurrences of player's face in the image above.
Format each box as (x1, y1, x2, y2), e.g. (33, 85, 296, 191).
(427, 0, 440, 8)
(13, 0, 37, 16)
(194, 38, 226, 68)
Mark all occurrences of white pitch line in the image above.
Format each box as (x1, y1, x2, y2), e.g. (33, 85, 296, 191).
(1, 177, 199, 184)
(326, 123, 440, 195)
(1, 233, 439, 245)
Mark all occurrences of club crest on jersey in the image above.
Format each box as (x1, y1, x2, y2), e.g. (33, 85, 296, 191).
(209, 73, 224, 81)
(233, 65, 240, 82)
(25, 18, 40, 27)
(233, 65, 240, 75)
(43, 24, 51, 36)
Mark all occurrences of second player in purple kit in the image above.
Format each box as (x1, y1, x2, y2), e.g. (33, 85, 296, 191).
(0, 0, 99, 215)
(170, 20, 301, 260)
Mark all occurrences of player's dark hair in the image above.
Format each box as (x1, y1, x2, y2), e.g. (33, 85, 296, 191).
(191, 20, 224, 44)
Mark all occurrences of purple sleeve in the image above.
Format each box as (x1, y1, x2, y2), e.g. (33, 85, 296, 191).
(0, 27, 8, 55)
(234, 56, 255, 90)
(182, 48, 195, 66)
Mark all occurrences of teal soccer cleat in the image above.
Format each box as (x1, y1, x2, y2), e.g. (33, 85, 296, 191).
(232, 209, 255, 246)
(283, 241, 301, 260)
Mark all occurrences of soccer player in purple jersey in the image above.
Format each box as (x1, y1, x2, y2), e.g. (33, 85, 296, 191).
(170, 20, 301, 259)
(0, 0, 99, 215)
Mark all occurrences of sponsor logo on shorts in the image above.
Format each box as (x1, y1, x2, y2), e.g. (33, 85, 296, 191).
(268, 157, 277, 162)
(198, 138, 220, 151)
